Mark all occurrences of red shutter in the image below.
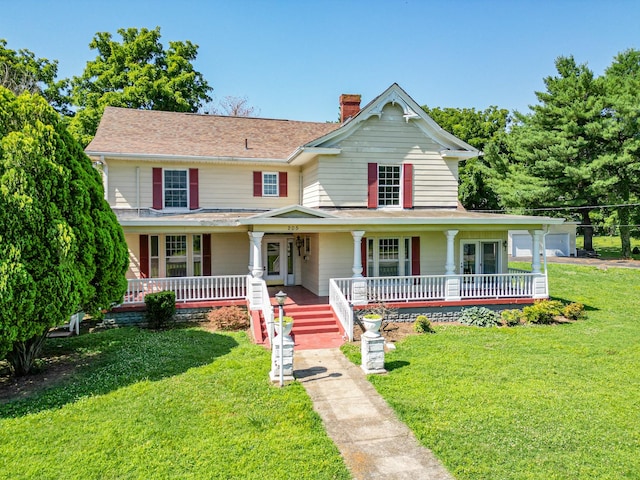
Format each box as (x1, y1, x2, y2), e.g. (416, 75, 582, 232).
(367, 163, 378, 208)
(253, 171, 262, 197)
(189, 168, 199, 210)
(202, 234, 212, 276)
(403, 163, 413, 209)
(139, 235, 149, 278)
(361, 237, 367, 277)
(279, 172, 288, 197)
(152, 168, 163, 209)
(411, 236, 420, 276)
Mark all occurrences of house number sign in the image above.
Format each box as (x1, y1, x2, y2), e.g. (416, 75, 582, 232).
(287, 225, 299, 231)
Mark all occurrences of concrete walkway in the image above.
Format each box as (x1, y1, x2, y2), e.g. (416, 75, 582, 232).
(295, 348, 454, 480)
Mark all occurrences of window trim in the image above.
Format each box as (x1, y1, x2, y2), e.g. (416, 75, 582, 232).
(377, 164, 401, 208)
(262, 172, 279, 197)
(163, 169, 189, 210)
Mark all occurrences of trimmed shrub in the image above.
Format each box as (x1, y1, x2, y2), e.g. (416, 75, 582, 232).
(522, 299, 564, 324)
(145, 291, 176, 330)
(500, 309, 524, 326)
(413, 315, 435, 334)
(207, 306, 250, 331)
(458, 307, 500, 327)
(564, 302, 586, 320)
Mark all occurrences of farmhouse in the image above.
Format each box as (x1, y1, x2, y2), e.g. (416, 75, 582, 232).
(86, 83, 563, 343)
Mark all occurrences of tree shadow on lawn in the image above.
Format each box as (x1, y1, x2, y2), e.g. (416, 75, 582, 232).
(550, 296, 599, 312)
(0, 327, 238, 419)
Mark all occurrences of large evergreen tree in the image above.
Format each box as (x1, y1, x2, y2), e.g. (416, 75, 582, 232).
(0, 87, 128, 374)
(599, 49, 640, 258)
(493, 56, 606, 251)
(68, 27, 212, 146)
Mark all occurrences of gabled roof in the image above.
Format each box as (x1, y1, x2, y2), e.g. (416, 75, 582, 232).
(85, 107, 339, 161)
(302, 83, 479, 159)
(248, 205, 336, 219)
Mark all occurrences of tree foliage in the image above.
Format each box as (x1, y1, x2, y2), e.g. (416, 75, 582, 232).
(598, 49, 640, 257)
(68, 27, 212, 146)
(0, 87, 128, 373)
(0, 39, 70, 115)
(492, 56, 607, 251)
(422, 105, 509, 210)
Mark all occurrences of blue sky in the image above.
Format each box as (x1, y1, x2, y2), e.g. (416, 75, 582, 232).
(2, 0, 639, 122)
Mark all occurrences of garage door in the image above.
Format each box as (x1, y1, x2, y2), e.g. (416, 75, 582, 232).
(511, 233, 570, 257)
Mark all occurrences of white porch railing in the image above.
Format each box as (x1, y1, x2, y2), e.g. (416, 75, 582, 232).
(329, 279, 354, 341)
(333, 271, 545, 303)
(259, 280, 275, 343)
(123, 275, 248, 305)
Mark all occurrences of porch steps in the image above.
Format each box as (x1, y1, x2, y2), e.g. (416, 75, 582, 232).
(260, 304, 345, 350)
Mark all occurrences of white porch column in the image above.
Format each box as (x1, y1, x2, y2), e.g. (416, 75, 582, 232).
(444, 230, 459, 275)
(529, 229, 543, 274)
(443, 230, 460, 301)
(351, 230, 365, 278)
(247, 232, 254, 274)
(249, 231, 265, 278)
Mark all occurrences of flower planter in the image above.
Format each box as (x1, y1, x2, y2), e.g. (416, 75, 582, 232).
(275, 316, 294, 336)
(361, 314, 382, 334)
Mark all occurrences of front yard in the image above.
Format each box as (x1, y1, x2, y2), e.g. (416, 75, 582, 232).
(343, 262, 640, 479)
(2, 262, 639, 479)
(0, 329, 350, 480)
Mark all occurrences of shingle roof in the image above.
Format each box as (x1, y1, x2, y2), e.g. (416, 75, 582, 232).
(85, 107, 340, 160)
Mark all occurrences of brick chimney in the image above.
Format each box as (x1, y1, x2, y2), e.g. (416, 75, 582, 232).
(340, 94, 361, 122)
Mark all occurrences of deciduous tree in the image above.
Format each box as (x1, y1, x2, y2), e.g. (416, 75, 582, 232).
(0, 87, 128, 374)
(68, 27, 212, 146)
(0, 39, 70, 114)
(422, 105, 509, 210)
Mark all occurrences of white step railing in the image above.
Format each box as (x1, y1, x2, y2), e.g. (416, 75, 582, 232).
(329, 279, 353, 341)
(123, 275, 248, 304)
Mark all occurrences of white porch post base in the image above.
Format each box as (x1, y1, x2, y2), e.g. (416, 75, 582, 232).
(444, 276, 461, 301)
(532, 274, 548, 299)
(361, 332, 386, 374)
(351, 278, 368, 306)
(270, 334, 295, 384)
(248, 277, 265, 310)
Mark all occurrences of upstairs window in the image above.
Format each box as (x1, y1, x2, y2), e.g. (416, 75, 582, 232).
(152, 168, 199, 210)
(378, 165, 401, 207)
(164, 170, 188, 208)
(253, 171, 288, 197)
(262, 172, 279, 196)
(368, 163, 413, 209)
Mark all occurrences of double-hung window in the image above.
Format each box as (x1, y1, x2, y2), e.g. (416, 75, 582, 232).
(378, 165, 401, 207)
(164, 170, 188, 208)
(262, 172, 279, 196)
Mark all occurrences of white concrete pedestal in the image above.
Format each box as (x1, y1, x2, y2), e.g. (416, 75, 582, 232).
(361, 331, 386, 374)
(270, 334, 295, 384)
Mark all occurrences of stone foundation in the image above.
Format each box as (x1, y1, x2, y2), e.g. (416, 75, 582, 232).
(102, 305, 237, 327)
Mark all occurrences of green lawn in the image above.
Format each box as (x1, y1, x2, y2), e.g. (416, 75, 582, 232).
(343, 263, 640, 479)
(578, 235, 640, 259)
(0, 329, 350, 480)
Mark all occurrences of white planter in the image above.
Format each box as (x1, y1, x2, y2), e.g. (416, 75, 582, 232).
(362, 315, 382, 334)
(275, 316, 294, 336)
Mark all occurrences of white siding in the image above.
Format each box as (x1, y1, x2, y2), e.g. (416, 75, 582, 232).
(211, 233, 249, 275)
(301, 161, 320, 208)
(125, 233, 141, 279)
(106, 160, 300, 210)
(311, 104, 460, 208)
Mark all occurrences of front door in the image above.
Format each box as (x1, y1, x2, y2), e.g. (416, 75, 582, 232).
(263, 238, 295, 285)
(461, 241, 499, 274)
